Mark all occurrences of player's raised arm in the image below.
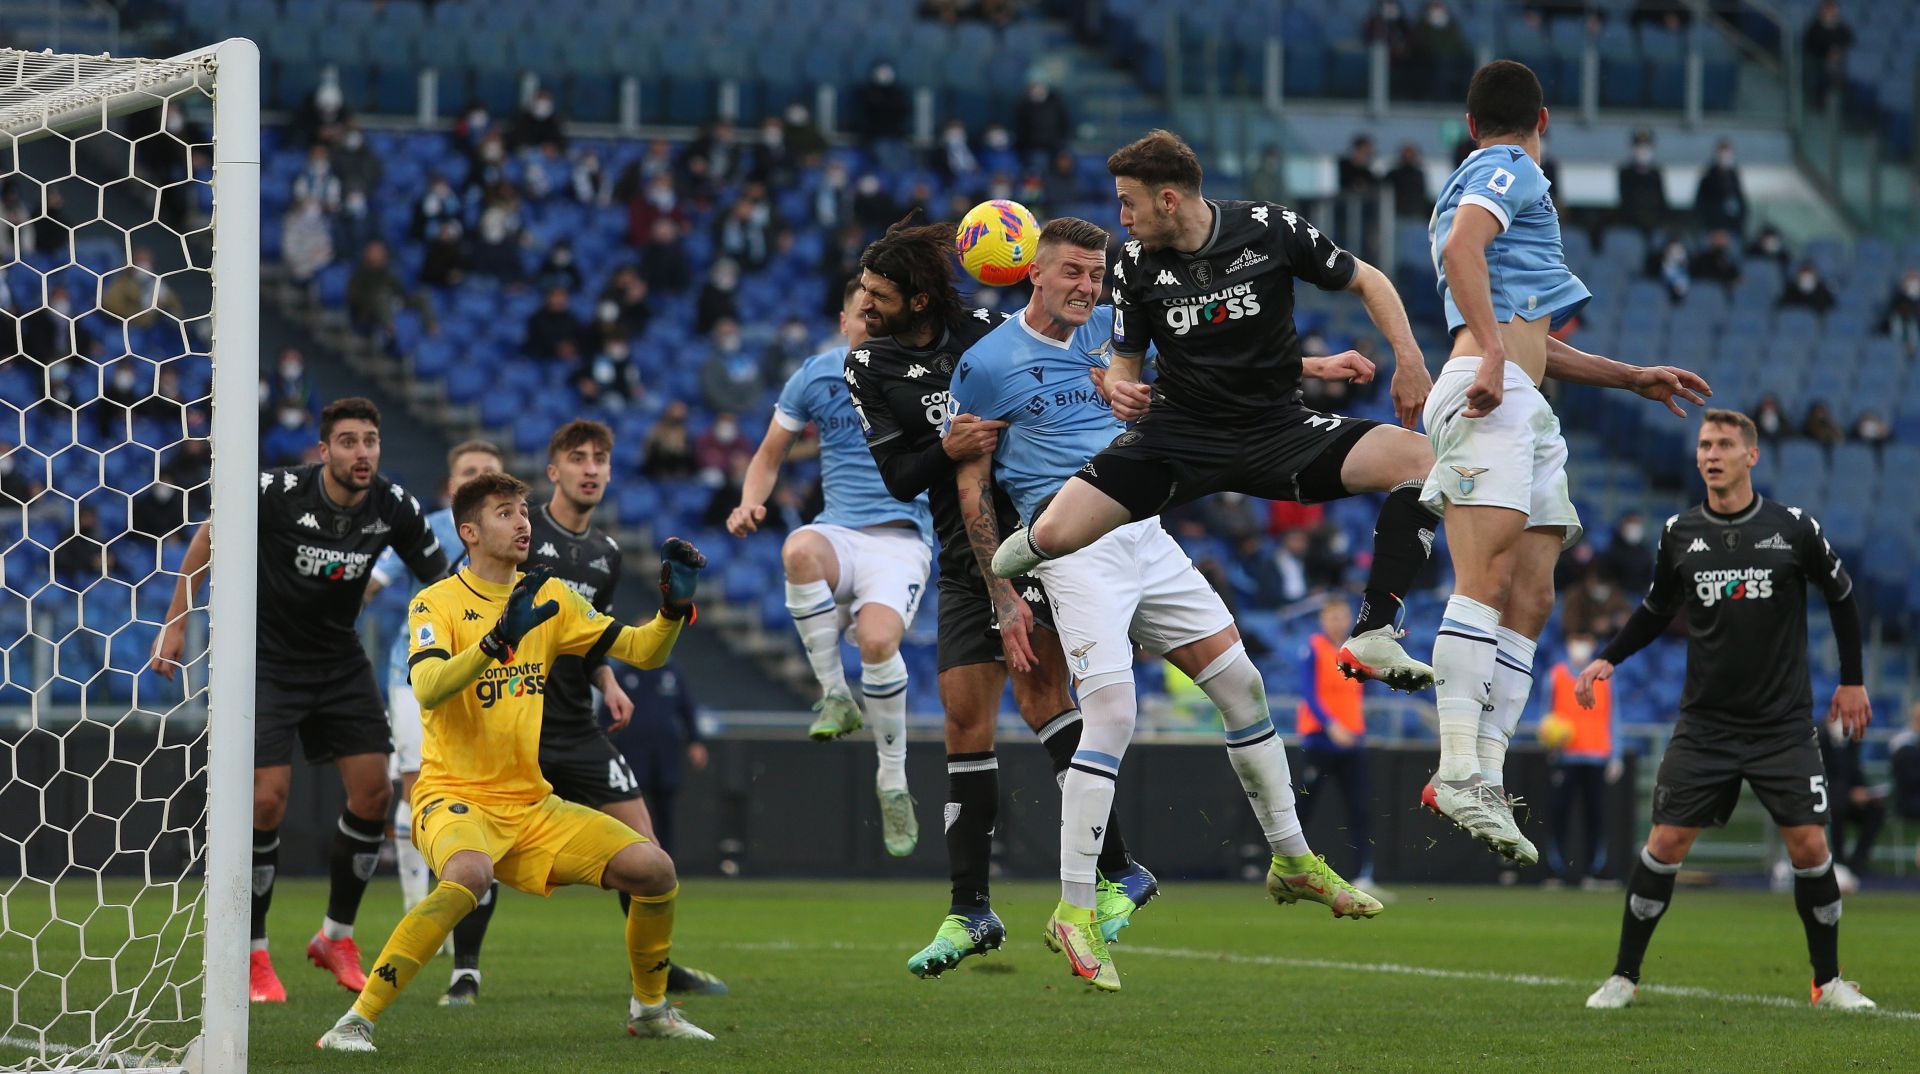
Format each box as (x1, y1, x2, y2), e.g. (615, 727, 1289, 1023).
(593, 537, 706, 670)
(1543, 335, 1712, 418)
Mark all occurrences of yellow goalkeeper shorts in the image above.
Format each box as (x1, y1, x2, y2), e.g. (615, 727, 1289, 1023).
(412, 792, 646, 896)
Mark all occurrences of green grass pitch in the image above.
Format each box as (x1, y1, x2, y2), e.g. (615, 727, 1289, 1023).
(12, 877, 1919, 1072)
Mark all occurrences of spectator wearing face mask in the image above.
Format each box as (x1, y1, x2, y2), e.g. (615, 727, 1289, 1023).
(930, 119, 979, 184)
(684, 121, 745, 188)
(1802, 0, 1854, 110)
(1880, 269, 1920, 350)
(694, 410, 754, 485)
(1385, 143, 1431, 219)
(696, 259, 741, 335)
(575, 334, 642, 411)
(419, 218, 471, 288)
(1778, 260, 1836, 314)
(764, 316, 815, 381)
(1802, 401, 1842, 447)
(850, 174, 899, 234)
(628, 173, 687, 249)
(639, 218, 692, 293)
(1597, 512, 1652, 594)
(697, 319, 765, 411)
(1561, 563, 1630, 639)
(1544, 634, 1619, 887)
(524, 286, 583, 358)
(331, 122, 382, 199)
(411, 173, 462, 241)
(270, 348, 312, 413)
(1745, 224, 1789, 269)
(781, 102, 829, 163)
(1646, 237, 1691, 303)
(1012, 82, 1073, 167)
(292, 80, 350, 148)
(1688, 229, 1742, 288)
(714, 186, 778, 270)
(464, 130, 511, 197)
(1693, 139, 1746, 236)
(977, 124, 1020, 177)
(852, 62, 912, 147)
(471, 185, 528, 283)
(1849, 409, 1891, 451)
(103, 247, 182, 327)
(452, 102, 495, 169)
(510, 88, 567, 152)
(1752, 393, 1788, 442)
(291, 144, 342, 214)
(747, 116, 796, 188)
(1616, 129, 1668, 236)
(535, 241, 583, 294)
(644, 402, 697, 479)
(261, 401, 317, 467)
(599, 266, 652, 337)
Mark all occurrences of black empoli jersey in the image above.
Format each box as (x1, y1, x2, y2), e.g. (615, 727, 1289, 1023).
(526, 503, 624, 745)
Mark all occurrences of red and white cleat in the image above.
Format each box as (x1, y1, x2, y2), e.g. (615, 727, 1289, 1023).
(249, 949, 287, 1003)
(306, 932, 368, 993)
(1811, 976, 1876, 1010)
(1336, 626, 1436, 693)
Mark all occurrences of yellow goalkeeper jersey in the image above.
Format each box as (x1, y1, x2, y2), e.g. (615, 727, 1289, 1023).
(406, 567, 682, 807)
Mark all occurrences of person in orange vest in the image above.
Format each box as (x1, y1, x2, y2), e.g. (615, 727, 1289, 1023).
(1296, 597, 1373, 885)
(1546, 634, 1617, 885)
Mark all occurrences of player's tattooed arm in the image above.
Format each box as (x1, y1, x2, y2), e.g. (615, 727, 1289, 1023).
(955, 455, 1036, 673)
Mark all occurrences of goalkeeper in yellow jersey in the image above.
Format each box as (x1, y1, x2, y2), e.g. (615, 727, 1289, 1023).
(318, 471, 715, 1049)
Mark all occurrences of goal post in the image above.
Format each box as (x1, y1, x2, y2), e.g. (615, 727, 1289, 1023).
(0, 38, 256, 1074)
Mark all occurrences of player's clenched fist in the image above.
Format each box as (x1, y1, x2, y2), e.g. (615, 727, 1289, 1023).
(942, 413, 1004, 460)
(725, 503, 766, 537)
(658, 537, 706, 620)
(481, 569, 558, 662)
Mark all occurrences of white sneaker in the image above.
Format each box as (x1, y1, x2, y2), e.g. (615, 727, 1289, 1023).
(991, 527, 1044, 579)
(1337, 627, 1436, 693)
(1485, 785, 1541, 867)
(878, 787, 918, 857)
(627, 998, 716, 1041)
(315, 1012, 377, 1051)
(1585, 974, 1637, 1009)
(1812, 977, 1876, 1010)
(1422, 775, 1537, 865)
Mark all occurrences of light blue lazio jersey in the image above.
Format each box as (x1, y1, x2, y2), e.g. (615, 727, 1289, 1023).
(947, 305, 1123, 524)
(1431, 144, 1591, 333)
(775, 347, 933, 541)
(373, 507, 464, 686)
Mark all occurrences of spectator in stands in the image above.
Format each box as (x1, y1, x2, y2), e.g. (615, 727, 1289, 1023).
(748, 116, 797, 188)
(642, 401, 698, 479)
(1850, 408, 1891, 451)
(1363, 1, 1412, 64)
(1013, 82, 1074, 166)
(1648, 237, 1691, 303)
(410, 174, 461, 242)
(133, 368, 186, 431)
(978, 124, 1020, 176)
(0, 439, 38, 505)
(696, 258, 741, 335)
(262, 400, 317, 468)
(1802, 0, 1854, 111)
(1247, 145, 1284, 204)
(20, 284, 91, 367)
(570, 149, 607, 206)
(97, 361, 142, 436)
(534, 241, 583, 295)
(270, 348, 312, 414)
(714, 184, 779, 270)
(523, 286, 582, 359)
(452, 101, 497, 169)
(1753, 393, 1789, 442)
(697, 318, 765, 410)
(765, 316, 815, 381)
(1819, 717, 1886, 878)
(291, 144, 342, 215)
(599, 266, 653, 337)
(290, 80, 350, 148)
(1801, 401, 1843, 447)
(131, 477, 188, 540)
(1880, 268, 1920, 351)
(1688, 229, 1742, 288)
(931, 119, 981, 185)
(851, 174, 900, 234)
(781, 102, 829, 164)
(332, 122, 382, 200)
(1405, 0, 1471, 100)
(53, 506, 109, 581)
(1544, 633, 1617, 886)
(419, 218, 471, 288)
(510, 88, 567, 152)
(466, 130, 511, 196)
(103, 247, 182, 328)
(575, 334, 642, 411)
(1778, 259, 1836, 315)
(684, 121, 745, 189)
(852, 61, 912, 154)
(30, 188, 68, 253)
(628, 172, 689, 250)
(1385, 143, 1430, 218)
(1338, 135, 1379, 197)
(695, 409, 755, 484)
(471, 185, 528, 283)
(1228, 532, 1294, 608)
(811, 158, 855, 231)
(1693, 139, 1746, 236)
(1294, 595, 1376, 885)
(346, 240, 424, 343)
(1615, 129, 1668, 236)
(1561, 562, 1630, 639)
(1746, 223, 1790, 269)
(1598, 511, 1653, 594)
(639, 217, 692, 294)
(336, 189, 376, 260)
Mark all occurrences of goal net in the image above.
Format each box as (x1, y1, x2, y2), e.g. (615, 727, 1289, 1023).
(0, 42, 257, 1074)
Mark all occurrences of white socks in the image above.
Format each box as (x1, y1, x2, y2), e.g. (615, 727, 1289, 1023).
(1480, 627, 1538, 787)
(1059, 682, 1135, 907)
(1433, 595, 1500, 782)
(1195, 644, 1309, 857)
(785, 580, 848, 698)
(394, 796, 428, 912)
(861, 653, 910, 793)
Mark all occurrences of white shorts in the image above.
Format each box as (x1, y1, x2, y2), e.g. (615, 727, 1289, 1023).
(386, 678, 423, 779)
(1419, 356, 1582, 549)
(1033, 519, 1235, 696)
(804, 522, 932, 629)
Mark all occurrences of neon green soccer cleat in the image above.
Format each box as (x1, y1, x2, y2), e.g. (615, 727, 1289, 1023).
(906, 907, 1006, 979)
(1094, 862, 1159, 944)
(807, 690, 863, 741)
(1042, 901, 1120, 992)
(1267, 853, 1385, 919)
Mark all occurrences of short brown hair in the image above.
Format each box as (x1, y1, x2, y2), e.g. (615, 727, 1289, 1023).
(446, 438, 503, 473)
(547, 419, 613, 461)
(451, 471, 529, 535)
(1037, 217, 1110, 256)
(1106, 130, 1203, 194)
(1701, 408, 1758, 447)
(319, 397, 380, 440)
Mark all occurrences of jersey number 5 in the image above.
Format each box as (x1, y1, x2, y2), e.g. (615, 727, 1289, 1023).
(1809, 775, 1828, 814)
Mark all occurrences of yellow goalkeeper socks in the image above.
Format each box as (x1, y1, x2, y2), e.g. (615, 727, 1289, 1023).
(350, 879, 477, 1023)
(625, 884, 678, 1007)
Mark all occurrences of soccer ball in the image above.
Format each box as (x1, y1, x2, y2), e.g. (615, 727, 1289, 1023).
(955, 199, 1039, 286)
(1537, 713, 1575, 750)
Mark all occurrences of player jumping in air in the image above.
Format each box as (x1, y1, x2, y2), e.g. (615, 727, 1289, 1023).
(1420, 60, 1710, 863)
(729, 277, 935, 857)
(989, 129, 1442, 694)
(843, 216, 1158, 979)
(150, 398, 449, 1003)
(950, 217, 1382, 991)
(1579, 409, 1874, 1012)
(316, 472, 715, 1049)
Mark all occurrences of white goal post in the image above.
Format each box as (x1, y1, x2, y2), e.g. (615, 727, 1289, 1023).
(0, 39, 256, 1074)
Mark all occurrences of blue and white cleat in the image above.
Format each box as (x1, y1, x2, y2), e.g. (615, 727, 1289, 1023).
(1096, 862, 1161, 944)
(907, 906, 1007, 978)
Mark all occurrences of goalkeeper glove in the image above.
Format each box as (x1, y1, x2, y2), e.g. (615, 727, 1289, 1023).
(479, 569, 558, 663)
(658, 537, 706, 621)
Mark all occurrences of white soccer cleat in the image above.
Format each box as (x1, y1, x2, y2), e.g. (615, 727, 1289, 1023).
(315, 1012, 377, 1052)
(1336, 626, 1436, 693)
(1421, 775, 1538, 866)
(628, 998, 716, 1041)
(1812, 977, 1876, 1010)
(991, 527, 1044, 579)
(1485, 785, 1541, 867)
(877, 788, 918, 857)
(1585, 974, 1637, 1009)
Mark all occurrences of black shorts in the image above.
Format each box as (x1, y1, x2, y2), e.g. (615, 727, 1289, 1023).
(934, 571, 1056, 673)
(1078, 395, 1379, 520)
(541, 732, 643, 808)
(255, 655, 390, 767)
(1652, 719, 1830, 829)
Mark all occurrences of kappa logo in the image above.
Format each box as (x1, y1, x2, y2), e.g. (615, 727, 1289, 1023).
(851, 349, 871, 366)
(588, 556, 610, 572)
(1226, 246, 1270, 274)
(462, 609, 482, 621)
(1155, 269, 1180, 286)
(1251, 205, 1270, 226)
(283, 472, 298, 492)
(842, 365, 858, 386)
(973, 308, 992, 321)
(535, 542, 558, 558)
(374, 963, 398, 986)
(1754, 532, 1792, 551)
(1787, 506, 1803, 520)
(1021, 586, 1044, 604)
(1124, 239, 1141, 262)
(1112, 259, 1126, 283)
(297, 512, 321, 529)
(1450, 465, 1489, 495)
(259, 472, 271, 493)
(906, 364, 929, 379)
(1687, 538, 1709, 554)
(412, 601, 429, 614)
